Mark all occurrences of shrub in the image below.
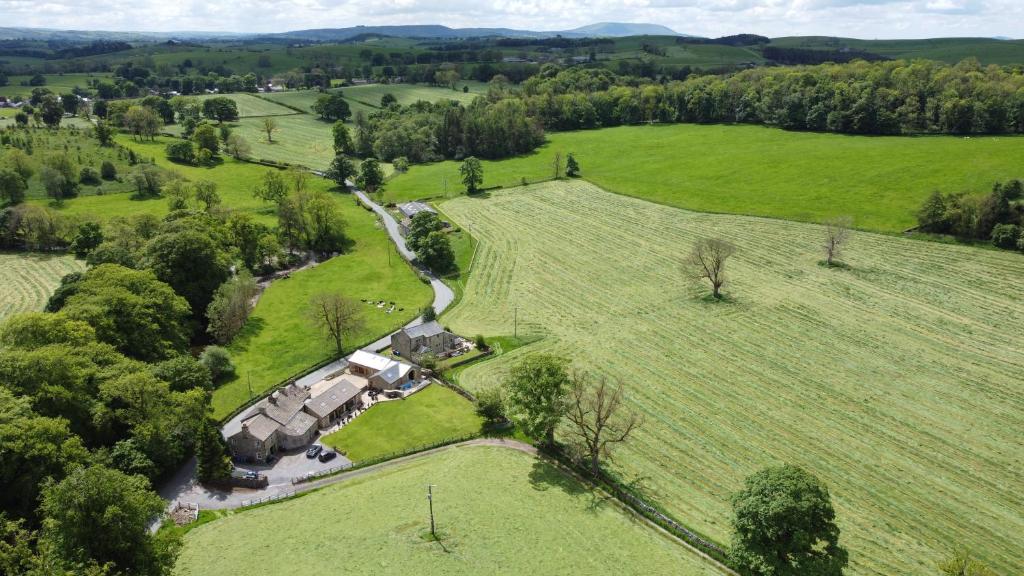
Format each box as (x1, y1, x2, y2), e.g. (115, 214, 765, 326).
(475, 334, 487, 350)
(79, 166, 101, 186)
(165, 140, 196, 165)
(392, 156, 409, 173)
(422, 305, 436, 322)
(199, 345, 235, 381)
(197, 148, 213, 166)
(100, 160, 117, 180)
(991, 224, 1021, 249)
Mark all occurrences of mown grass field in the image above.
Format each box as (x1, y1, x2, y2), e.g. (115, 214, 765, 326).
(0, 252, 85, 321)
(387, 124, 1024, 233)
(173, 446, 723, 576)
(212, 197, 432, 419)
(191, 93, 300, 118)
(321, 384, 483, 462)
(232, 114, 336, 170)
(440, 181, 1024, 576)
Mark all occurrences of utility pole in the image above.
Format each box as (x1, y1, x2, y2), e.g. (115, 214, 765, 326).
(247, 372, 254, 402)
(426, 484, 436, 537)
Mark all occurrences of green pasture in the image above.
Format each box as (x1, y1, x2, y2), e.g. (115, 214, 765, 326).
(0, 252, 85, 321)
(387, 123, 1024, 232)
(191, 93, 300, 118)
(0, 73, 111, 99)
(173, 446, 722, 576)
(321, 384, 483, 462)
(212, 197, 432, 418)
(769, 36, 1024, 65)
(440, 180, 1024, 576)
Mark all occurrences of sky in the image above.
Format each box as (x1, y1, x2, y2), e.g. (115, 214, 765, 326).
(2, 0, 1021, 39)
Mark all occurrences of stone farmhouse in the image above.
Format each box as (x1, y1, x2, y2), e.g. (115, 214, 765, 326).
(391, 321, 457, 359)
(225, 350, 426, 463)
(397, 201, 437, 236)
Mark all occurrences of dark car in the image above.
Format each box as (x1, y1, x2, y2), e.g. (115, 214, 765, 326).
(305, 445, 323, 459)
(318, 450, 337, 463)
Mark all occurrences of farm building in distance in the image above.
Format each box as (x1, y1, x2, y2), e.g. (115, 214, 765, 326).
(398, 201, 438, 236)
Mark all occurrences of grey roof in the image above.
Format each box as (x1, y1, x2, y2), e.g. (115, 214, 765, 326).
(402, 320, 447, 340)
(374, 362, 413, 385)
(262, 388, 308, 426)
(237, 414, 279, 441)
(398, 202, 437, 218)
(304, 378, 363, 418)
(281, 411, 318, 437)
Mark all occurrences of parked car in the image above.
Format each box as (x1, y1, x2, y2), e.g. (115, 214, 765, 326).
(385, 390, 402, 399)
(318, 450, 337, 463)
(305, 445, 323, 459)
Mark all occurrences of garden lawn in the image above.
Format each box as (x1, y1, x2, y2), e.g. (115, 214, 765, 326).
(173, 446, 723, 576)
(0, 252, 85, 321)
(440, 181, 1024, 576)
(211, 197, 432, 419)
(321, 384, 483, 462)
(386, 123, 1024, 232)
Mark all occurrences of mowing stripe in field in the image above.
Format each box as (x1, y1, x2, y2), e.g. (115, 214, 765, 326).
(0, 252, 86, 321)
(439, 181, 1024, 576)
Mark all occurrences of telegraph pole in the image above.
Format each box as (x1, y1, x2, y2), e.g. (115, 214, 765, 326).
(247, 372, 254, 401)
(426, 484, 437, 537)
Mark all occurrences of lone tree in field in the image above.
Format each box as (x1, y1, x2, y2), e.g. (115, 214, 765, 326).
(823, 216, 852, 267)
(262, 117, 278, 143)
(730, 464, 848, 576)
(460, 156, 483, 194)
(504, 354, 570, 447)
(688, 237, 736, 299)
(308, 293, 365, 356)
(564, 370, 641, 475)
(552, 151, 563, 179)
(565, 153, 580, 177)
(224, 133, 251, 160)
(938, 548, 995, 576)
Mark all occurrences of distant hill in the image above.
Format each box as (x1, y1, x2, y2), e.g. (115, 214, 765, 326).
(564, 22, 681, 37)
(0, 26, 246, 42)
(270, 23, 683, 42)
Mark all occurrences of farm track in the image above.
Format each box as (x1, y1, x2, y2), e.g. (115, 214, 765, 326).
(0, 253, 85, 321)
(440, 181, 1024, 576)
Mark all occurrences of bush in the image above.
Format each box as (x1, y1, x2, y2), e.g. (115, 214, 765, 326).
(422, 305, 436, 322)
(199, 345, 235, 381)
(474, 334, 487, 350)
(165, 140, 196, 165)
(991, 224, 1021, 249)
(79, 167, 101, 186)
(197, 148, 213, 166)
(100, 161, 117, 180)
(392, 156, 409, 173)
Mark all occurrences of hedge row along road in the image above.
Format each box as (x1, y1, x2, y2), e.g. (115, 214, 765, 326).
(438, 180, 1024, 576)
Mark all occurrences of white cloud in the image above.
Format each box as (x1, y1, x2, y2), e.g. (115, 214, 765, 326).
(0, 0, 1019, 38)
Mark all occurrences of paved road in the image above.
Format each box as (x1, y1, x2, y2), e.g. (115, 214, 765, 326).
(349, 182, 455, 351)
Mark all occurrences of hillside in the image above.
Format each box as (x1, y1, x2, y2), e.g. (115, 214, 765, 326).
(769, 36, 1024, 65)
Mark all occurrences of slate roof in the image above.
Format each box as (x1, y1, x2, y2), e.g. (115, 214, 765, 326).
(401, 320, 447, 340)
(398, 201, 437, 218)
(374, 362, 413, 385)
(239, 414, 279, 441)
(305, 378, 363, 418)
(281, 411, 318, 438)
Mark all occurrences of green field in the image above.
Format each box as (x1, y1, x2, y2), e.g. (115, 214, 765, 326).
(36, 134, 290, 225)
(232, 114, 336, 170)
(769, 36, 1024, 65)
(191, 93, 300, 118)
(0, 73, 111, 99)
(258, 89, 378, 120)
(173, 446, 722, 576)
(387, 124, 1024, 232)
(212, 198, 432, 419)
(0, 252, 86, 321)
(341, 82, 485, 108)
(439, 181, 1024, 576)
(3, 126, 137, 199)
(322, 384, 483, 461)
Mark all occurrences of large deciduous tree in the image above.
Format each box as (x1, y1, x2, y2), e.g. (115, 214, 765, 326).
(460, 156, 483, 194)
(312, 92, 352, 122)
(325, 154, 356, 187)
(729, 464, 848, 576)
(687, 237, 736, 299)
(206, 272, 258, 345)
(504, 354, 571, 446)
(358, 157, 385, 194)
(307, 293, 365, 356)
(141, 228, 230, 327)
(564, 370, 641, 475)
